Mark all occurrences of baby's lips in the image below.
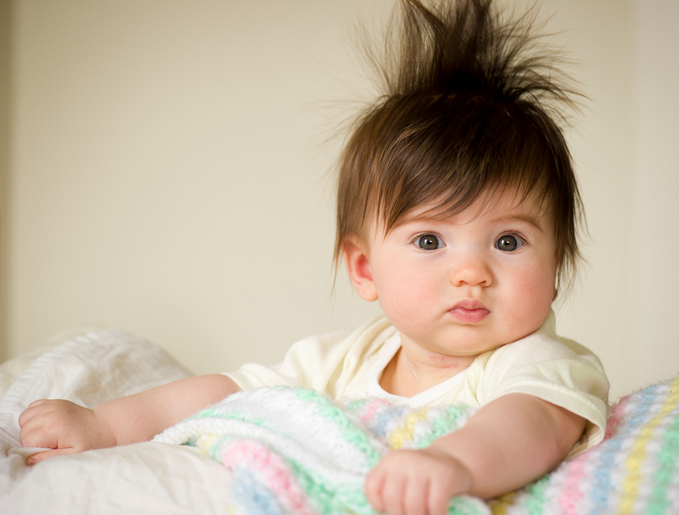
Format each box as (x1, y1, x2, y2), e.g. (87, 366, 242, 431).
(449, 299, 490, 323)
(450, 298, 488, 311)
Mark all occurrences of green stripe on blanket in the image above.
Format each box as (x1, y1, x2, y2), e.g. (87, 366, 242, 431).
(154, 386, 483, 515)
(154, 377, 679, 515)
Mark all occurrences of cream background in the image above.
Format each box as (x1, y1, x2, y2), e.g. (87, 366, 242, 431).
(1, 0, 677, 402)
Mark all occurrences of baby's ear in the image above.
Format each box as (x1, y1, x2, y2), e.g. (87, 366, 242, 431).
(342, 236, 378, 302)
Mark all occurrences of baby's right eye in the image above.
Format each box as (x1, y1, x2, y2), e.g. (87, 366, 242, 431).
(415, 234, 444, 250)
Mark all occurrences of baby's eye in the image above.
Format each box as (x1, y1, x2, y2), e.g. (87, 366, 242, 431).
(415, 234, 444, 250)
(495, 234, 525, 252)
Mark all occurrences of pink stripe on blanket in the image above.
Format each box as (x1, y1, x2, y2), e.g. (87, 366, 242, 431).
(557, 453, 590, 514)
(605, 394, 631, 439)
(361, 398, 391, 424)
(221, 439, 317, 515)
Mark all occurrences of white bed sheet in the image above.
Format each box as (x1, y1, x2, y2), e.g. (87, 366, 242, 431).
(0, 328, 242, 515)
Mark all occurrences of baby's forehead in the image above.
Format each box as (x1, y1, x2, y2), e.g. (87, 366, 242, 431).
(388, 189, 555, 230)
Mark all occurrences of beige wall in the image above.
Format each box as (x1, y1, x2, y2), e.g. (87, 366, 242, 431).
(3, 0, 678, 401)
(628, 0, 679, 394)
(0, 0, 10, 363)
(546, 0, 638, 401)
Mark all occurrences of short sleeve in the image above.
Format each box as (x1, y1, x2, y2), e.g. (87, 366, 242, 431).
(223, 317, 397, 398)
(223, 330, 350, 394)
(474, 317, 609, 456)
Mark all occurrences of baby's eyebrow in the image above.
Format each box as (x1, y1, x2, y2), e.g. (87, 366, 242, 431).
(395, 208, 549, 232)
(492, 214, 546, 233)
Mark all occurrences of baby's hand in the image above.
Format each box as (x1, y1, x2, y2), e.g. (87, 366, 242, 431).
(365, 448, 472, 515)
(19, 399, 116, 465)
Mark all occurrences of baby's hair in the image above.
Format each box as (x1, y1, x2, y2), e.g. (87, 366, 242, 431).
(334, 0, 584, 291)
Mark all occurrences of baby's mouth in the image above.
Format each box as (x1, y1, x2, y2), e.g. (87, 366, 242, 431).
(448, 300, 490, 323)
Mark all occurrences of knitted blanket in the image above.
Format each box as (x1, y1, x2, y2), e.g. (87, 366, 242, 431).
(154, 387, 485, 515)
(490, 376, 679, 514)
(154, 377, 679, 515)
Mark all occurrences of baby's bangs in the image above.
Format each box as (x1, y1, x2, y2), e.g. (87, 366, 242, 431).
(375, 93, 563, 234)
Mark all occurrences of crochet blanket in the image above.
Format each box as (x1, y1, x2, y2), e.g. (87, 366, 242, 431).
(154, 387, 484, 515)
(489, 376, 679, 514)
(154, 377, 679, 515)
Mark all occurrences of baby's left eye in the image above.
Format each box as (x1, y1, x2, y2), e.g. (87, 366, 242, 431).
(495, 234, 525, 252)
(415, 234, 444, 250)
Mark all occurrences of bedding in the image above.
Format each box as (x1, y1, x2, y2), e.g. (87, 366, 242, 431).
(0, 328, 241, 515)
(154, 387, 484, 515)
(1, 329, 678, 514)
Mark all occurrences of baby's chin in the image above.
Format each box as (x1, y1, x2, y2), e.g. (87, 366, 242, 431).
(442, 340, 512, 357)
(440, 329, 539, 357)
(439, 332, 524, 356)
(413, 338, 511, 361)
(399, 321, 542, 358)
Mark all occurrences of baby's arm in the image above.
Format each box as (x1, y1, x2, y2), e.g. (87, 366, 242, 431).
(365, 393, 585, 515)
(19, 374, 241, 464)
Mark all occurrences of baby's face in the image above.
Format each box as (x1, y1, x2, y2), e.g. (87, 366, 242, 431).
(359, 192, 558, 359)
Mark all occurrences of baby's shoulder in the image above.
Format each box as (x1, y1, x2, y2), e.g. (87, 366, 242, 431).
(285, 316, 397, 368)
(488, 329, 604, 374)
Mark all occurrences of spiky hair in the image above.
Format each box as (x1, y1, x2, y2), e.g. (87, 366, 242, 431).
(335, 0, 584, 290)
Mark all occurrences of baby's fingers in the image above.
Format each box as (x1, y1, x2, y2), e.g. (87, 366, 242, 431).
(403, 476, 430, 515)
(26, 399, 49, 409)
(427, 484, 452, 515)
(365, 465, 387, 513)
(382, 473, 408, 515)
(18, 400, 48, 428)
(19, 401, 69, 448)
(26, 447, 79, 466)
(20, 424, 58, 449)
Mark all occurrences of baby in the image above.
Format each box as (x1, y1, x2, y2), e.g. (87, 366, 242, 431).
(19, 1, 609, 514)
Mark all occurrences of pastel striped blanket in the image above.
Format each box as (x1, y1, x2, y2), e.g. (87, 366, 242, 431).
(154, 377, 679, 515)
(154, 386, 485, 515)
(489, 376, 679, 514)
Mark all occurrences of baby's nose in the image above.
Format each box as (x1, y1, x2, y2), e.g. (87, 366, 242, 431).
(450, 256, 492, 287)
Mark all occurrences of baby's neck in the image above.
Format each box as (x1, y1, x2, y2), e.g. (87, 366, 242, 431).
(379, 344, 475, 397)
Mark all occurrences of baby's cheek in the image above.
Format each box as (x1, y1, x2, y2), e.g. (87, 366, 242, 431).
(379, 282, 427, 326)
(508, 275, 554, 336)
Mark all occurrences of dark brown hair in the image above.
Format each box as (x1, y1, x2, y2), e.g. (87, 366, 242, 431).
(334, 0, 584, 290)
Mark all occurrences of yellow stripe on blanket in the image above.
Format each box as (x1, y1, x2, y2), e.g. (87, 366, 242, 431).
(489, 491, 517, 514)
(618, 376, 679, 515)
(389, 407, 430, 450)
(194, 434, 220, 452)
